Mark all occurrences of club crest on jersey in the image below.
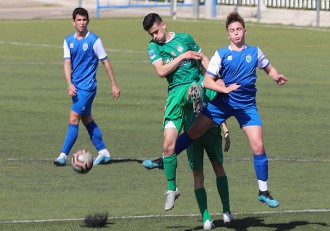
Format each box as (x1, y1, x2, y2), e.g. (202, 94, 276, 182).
(70, 43, 74, 49)
(177, 45, 183, 53)
(148, 50, 156, 59)
(246, 54, 252, 63)
(83, 43, 88, 51)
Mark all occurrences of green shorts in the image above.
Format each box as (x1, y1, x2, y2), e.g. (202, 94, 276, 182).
(162, 82, 201, 132)
(183, 90, 223, 170)
(186, 124, 224, 170)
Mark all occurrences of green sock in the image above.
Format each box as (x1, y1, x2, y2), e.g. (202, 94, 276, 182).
(216, 176, 230, 213)
(163, 155, 177, 191)
(195, 188, 212, 222)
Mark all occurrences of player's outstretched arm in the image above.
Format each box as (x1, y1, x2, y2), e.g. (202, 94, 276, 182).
(264, 64, 288, 85)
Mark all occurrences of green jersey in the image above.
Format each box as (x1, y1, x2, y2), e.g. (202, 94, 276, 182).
(147, 32, 204, 93)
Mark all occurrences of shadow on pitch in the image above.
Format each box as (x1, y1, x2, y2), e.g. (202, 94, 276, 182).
(209, 217, 328, 231)
(108, 158, 143, 164)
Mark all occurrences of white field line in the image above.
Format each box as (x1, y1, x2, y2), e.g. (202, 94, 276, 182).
(0, 40, 145, 54)
(0, 60, 149, 65)
(0, 157, 329, 162)
(0, 40, 148, 65)
(0, 209, 329, 224)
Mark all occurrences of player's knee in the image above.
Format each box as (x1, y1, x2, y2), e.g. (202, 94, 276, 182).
(212, 162, 226, 177)
(193, 169, 203, 178)
(81, 116, 93, 125)
(252, 141, 264, 154)
(193, 170, 204, 186)
(163, 143, 174, 156)
(69, 118, 79, 124)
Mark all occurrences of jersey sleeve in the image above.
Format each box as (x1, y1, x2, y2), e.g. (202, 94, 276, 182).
(206, 50, 221, 78)
(257, 47, 270, 69)
(147, 42, 162, 65)
(186, 33, 201, 53)
(93, 38, 108, 60)
(63, 39, 70, 59)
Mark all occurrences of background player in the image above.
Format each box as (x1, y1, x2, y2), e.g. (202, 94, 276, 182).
(54, 7, 120, 166)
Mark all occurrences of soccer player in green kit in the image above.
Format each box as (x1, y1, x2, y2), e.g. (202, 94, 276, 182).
(180, 88, 233, 229)
(142, 13, 208, 212)
(143, 86, 233, 229)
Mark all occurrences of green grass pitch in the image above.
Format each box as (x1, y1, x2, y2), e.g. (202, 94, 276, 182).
(0, 17, 329, 230)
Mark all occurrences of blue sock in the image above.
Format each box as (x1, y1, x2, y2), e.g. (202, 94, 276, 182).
(174, 132, 193, 155)
(85, 120, 106, 151)
(61, 124, 79, 155)
(253, 153, 268, 181)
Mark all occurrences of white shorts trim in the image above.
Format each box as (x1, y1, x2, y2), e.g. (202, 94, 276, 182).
(164, 121, 176, 129)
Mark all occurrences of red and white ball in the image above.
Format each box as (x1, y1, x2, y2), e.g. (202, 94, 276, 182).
(71, 150, 93, 174)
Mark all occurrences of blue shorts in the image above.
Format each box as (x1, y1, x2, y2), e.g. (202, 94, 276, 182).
(71, 89, 96, 116)
(203, 102, 262, 128)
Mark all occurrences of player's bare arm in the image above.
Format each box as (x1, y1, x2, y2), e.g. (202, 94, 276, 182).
(152, 50, 203, 78)
(203, 73, 240, 93)
(102, 59, 120, 99)
(64, 59, 76, 97)
(199, 51, 209, 72)
(222, 122, 229, 134)
(264, 64, 288, 85)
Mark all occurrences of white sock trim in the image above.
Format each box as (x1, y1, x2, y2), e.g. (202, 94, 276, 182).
(98, 149, 110, 157)
(59, 153, 67, 159)
(258, 180, 268, 192)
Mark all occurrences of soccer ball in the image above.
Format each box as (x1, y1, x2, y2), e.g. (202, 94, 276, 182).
(71, 150, 93, 174)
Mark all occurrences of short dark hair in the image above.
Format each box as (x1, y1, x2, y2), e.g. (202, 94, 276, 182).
(72, 7, 89, 20)
(226, 12, 245, 30)
(142, 13, 163, 31)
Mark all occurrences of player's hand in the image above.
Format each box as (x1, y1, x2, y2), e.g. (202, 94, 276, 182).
(226, 83, 240, 93)
(224, 131, 230, 152)
(112, 85, 120, 99)
(67, 83, 76, 96)
(183, 50, 201, 61)
(275, 74, 288, 85)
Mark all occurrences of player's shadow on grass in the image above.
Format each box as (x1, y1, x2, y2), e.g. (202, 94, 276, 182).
(109, 158, 143, 164)
(81, 213, 114, 229)
(210, 217, 328, 231)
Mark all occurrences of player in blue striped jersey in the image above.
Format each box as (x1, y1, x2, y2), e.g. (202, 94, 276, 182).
(54, 7, 120, 166)
(175, 12, 288, 208)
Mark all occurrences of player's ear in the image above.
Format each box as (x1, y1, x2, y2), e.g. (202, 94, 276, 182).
(161, 21, 166, 30)
(72, 19, 75, 26)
